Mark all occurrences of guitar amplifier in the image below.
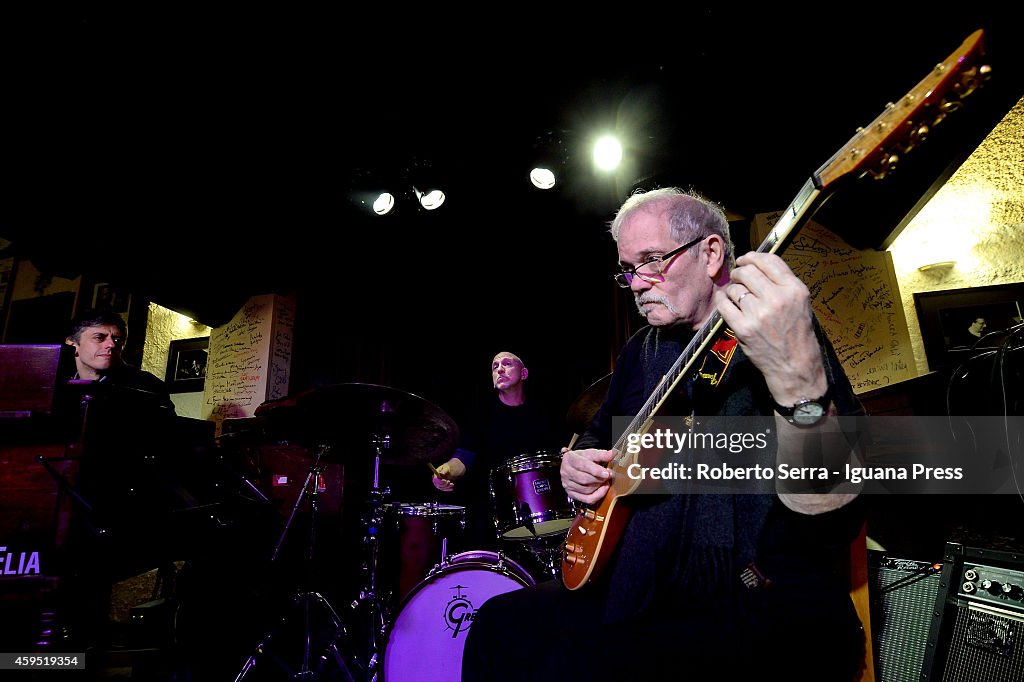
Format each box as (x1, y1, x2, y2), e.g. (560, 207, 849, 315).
(920, 542, 1024, 682)
(868, 551, 944, 682)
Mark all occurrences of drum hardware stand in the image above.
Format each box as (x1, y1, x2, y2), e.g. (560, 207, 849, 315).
(234, 444, 361, 682)
(346, 431, 392, 682)
(523, 534, 565, 581)
(503, 499, 576, 582)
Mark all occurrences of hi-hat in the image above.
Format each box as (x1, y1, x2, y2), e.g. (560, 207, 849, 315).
(255, 383, 459, 467)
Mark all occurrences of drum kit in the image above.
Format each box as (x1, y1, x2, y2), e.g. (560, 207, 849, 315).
(229, 381, 604, 682)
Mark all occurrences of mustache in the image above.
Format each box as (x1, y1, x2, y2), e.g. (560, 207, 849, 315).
(635, 293, 679, 316)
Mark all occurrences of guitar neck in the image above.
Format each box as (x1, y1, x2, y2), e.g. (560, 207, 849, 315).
(759, 179, 823, 256)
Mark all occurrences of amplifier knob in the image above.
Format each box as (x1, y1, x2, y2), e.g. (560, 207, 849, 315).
(1002, 583, 1023, 600)
(982, 579, 1003, 595)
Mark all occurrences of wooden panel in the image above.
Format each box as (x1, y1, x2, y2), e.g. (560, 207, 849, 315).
(0, 344, 65, 416)
(0, 442, 77, 577)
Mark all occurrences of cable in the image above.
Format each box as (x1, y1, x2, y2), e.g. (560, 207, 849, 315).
(996, 322, 1024, 504)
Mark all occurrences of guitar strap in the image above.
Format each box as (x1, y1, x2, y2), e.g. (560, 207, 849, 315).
(696, 328, 739, 387)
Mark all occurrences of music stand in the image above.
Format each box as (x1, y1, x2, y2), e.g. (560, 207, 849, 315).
(234, 445, 362, 682)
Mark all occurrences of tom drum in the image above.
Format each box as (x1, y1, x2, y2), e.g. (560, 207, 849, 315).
(381, 502, 466, 604)
(490, 451, 575, 539)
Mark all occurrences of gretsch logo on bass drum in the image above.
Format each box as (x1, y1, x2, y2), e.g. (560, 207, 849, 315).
(444, 584, 480, 638)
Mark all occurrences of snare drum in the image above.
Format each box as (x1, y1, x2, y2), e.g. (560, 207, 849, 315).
(381, 502, 466, 603)
(383, 550, 534, 681)
(490, 451, 575, 539)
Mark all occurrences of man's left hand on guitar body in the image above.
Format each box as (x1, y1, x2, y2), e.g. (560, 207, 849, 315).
(714, 252, 828, 408)
(560, 446, 615, 505)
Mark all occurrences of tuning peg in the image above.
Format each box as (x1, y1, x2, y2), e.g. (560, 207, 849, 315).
(867, 152, 900, 180)
(897, 123, 930, 154)
(940, 99, 964, 114)
(954, 63, 992, 100)
(931, 99, 962, 128)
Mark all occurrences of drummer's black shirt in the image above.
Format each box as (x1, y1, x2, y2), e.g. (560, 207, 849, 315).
(450, 396, 562, 548)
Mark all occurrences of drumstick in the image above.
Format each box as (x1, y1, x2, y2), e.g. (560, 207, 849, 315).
(429, 462, 455, 490)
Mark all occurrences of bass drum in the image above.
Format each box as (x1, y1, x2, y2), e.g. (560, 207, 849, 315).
(382, 550, 535, 681)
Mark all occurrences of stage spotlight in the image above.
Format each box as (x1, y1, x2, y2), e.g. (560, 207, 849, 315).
(414, 187, 446, 210)
(529, 130, 569, 190)
(529, 167, 556, 189)
(593, 135, 623, 171)
(372, 192, 396, 215)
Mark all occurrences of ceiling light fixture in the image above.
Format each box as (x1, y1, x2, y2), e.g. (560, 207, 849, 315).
(372, 192, 396, 216)
(414, 187, 446, 211)
(529, 167, 556, 189)
(593, 135, 623, 172)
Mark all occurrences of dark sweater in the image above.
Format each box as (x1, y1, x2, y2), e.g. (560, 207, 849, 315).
(577, 322, 866, 624)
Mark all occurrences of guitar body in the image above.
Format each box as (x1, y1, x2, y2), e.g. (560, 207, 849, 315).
(561, 489, 632, 591)
(562, 29, 990, 590)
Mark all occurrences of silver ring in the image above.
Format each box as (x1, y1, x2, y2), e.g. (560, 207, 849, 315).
(737, 291, 751, 305)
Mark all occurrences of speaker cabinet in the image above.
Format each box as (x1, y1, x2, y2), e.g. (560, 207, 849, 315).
(868, 551, 944, 681)
(920, 542, 1024, 681)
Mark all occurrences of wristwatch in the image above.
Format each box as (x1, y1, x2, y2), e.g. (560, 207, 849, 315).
(772, 391, 831, 426)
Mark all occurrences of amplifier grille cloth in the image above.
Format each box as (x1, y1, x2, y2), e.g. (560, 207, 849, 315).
(870, 564, 941, 682)
(941, 606, 1022, 682)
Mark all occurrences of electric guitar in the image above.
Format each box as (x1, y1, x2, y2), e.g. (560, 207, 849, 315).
(561, 29, 990, 590)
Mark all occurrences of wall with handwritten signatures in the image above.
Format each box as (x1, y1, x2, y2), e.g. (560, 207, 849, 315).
(752, 212, 917, 394)
(201, 293, 295, 425)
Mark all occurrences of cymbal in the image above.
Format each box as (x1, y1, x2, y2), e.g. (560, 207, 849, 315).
(255, 383, 459, 467)
(566, 373, 612, 436)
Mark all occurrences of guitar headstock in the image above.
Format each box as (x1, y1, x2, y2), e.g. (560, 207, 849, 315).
(815, 29, 990, 188)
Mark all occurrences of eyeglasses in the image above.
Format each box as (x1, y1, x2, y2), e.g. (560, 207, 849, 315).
(613, 235, 705, 288)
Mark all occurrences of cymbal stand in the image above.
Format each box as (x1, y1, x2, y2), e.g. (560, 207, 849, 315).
(234, 445, 360, 682)
(348, 432, 391, 682)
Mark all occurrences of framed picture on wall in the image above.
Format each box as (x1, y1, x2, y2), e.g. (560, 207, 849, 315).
(914, 283, 1024, 369)
(165, 337, 209, 393)
(92, 282, 132, 317)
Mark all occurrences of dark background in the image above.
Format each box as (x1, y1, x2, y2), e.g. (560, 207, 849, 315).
(5, 6, 1023, 422)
